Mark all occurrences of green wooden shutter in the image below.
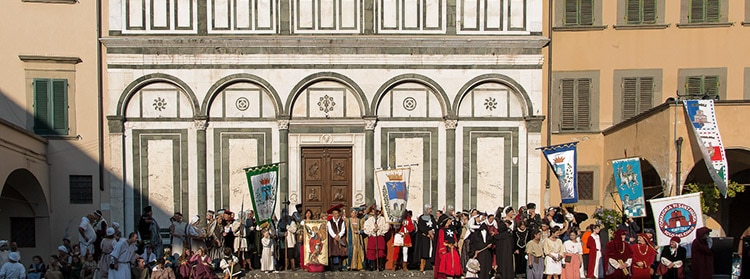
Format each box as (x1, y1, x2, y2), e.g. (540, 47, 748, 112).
(51, 79, 68, 135)
(686, 76, 703, 96)
(638, 77, 654, 113)
(622, 78, 638, 119)
(561, 79, 576, 130)
(704, 75, 720, 98)
(642, 0, 656, 23)
(705, 0, 720, 22)
(577, 79, 591, 130)
(626, 0, 641, 24)
(33, 79, 51, 134)
(565, 0, 579, 25)
(690, 0, 704, 23)
(580, 0, 594, 25)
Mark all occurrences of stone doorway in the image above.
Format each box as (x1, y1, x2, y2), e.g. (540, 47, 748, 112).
(301, 147, 352, 217)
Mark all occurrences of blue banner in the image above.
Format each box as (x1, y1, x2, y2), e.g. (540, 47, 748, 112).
(612, 157, 646, 217)
(540, 142, 578, 204)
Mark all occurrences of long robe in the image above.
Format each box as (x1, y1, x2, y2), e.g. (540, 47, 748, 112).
(347, 217, 365, 270)
(513, 228, 530, 275)
(691, 227, 714, 279)
(328, 218, 348, 257)
(604, 231, 632, 279)
(586, 233, 602, 279)
(562, 240, 582, 279)
(630, 243, 656, 279)
(170, 220, 187, 256)
(108, 240, 136, 279)
(416, 214, 437, 259)
(468, 228, 493, 279)
(493, 221, 514, 279)
(97, 237, 116, 279)
(659, 246, 686, 279)
(437, 228, 462, 278)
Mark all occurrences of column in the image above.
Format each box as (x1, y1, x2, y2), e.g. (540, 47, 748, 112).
(106, 116, 126, 228)
(195, 118, 208, 223)
(445, 119, 457, 209)
(364, 117, 377, 204)
(278, 119, 290, 202)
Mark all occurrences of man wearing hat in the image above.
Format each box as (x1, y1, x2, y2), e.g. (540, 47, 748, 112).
(363, 204, 388, 271)
(659, 236, 686, 279)
(79, 212, 98, 257)
(93, 209, 108, 260)
(326, 204, 347, 271)
(0, 252, 24, 279)
(525, 203, 543, 233)
(416, 204, 437, 272)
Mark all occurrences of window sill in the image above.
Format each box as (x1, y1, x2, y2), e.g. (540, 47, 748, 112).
(552, 25, 607, 32)
(552, 130, 601, 135)
(41, 135, 80, 140)
(613, 23, 670, 30)
(22, 0, 77, 3)
(742, 22, 750, 26)
(676, 22, 734, 29)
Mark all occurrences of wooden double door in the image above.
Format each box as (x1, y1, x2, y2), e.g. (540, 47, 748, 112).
(301, 147, 352, 218)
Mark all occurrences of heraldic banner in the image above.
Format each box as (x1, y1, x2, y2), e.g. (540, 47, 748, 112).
(683, 99, 728, 197)
(375, 167, 411, 223)
(244, 163, 279, 225)
(612, 157, 646, 218)
(540, 142, 578, 204)
(647, 192, 704, 246)
(303, 220, 329, 266)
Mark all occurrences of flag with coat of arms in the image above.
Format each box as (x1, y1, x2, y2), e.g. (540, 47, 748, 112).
(245, 163, 280, 224)
(540, 142, 578, 204)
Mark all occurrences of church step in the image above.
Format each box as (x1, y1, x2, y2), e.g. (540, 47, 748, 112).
(236, 270, 435, 278)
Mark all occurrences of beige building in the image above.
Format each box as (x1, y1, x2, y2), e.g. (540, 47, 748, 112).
(545, 0, 750, 238)
(0, 0, 105, 258)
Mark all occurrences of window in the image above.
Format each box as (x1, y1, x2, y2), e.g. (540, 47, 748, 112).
(686, 75, 720, 98)
(33, 78, 68, 135)
(11, 217, 35, 247)
(565, 0, 594, 26)
(689, 0, 720, 23)
(622, 77, 654, 119)
(578, 171, 594, 200)
(626, 0, 656, 24)
(560, 78, 591, 131)
(70, 175, 93, 204)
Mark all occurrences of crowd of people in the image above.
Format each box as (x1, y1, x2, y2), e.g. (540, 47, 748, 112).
(0, 202, 727, 279)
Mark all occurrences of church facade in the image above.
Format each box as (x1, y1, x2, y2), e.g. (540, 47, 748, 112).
(103, 0, 547, 229)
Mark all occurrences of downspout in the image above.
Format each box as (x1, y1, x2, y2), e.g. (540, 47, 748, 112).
(97, 0, 104, 192)
(544, 0, 553, 207)
(676, 137, 683, 196)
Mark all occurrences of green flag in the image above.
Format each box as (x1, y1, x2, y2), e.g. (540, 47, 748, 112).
(244, 163, 279, 224)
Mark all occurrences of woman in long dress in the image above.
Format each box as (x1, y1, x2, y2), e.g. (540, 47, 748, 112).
(186, 215, 206, 252)
(562, 230, 582, 279)
(586, 225, 602, 279)
(543, 227, 565, 279)
(261, 229, 275, 272)
(189, 247, 216, 279)
(97, 228, 117, 279)
(437, 216, 462, 278)
(630, 233, 657, 279)
(347, 208, 365, 271)
(299, 210, 313, 270)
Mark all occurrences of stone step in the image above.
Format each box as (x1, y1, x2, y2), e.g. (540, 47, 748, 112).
(238, 270, 435, 279)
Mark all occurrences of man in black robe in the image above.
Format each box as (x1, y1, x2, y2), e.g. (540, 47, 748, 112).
(416, 203, 436, 272)
(468, 221, 493, 279)
(493, 209, 514, 279)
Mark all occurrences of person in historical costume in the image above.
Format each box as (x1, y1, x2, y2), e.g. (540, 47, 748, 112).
(98, 228, 117, 279)
(79, 212, 98, 257)
(92, 210, 108, 261)
(691, 227, 713, 279)
(143, 206, 164, 259)
(220, 210, 238, 253)
(176, 249, 192, 279)
(150, 258, 176, 279)
(525, 203, 544, 233)
(0, 252, 25, 279)
(45, 255, 64, 279)
(616, 217, 641, 244)
(586, 224, 602, 279)
(186, 215, 206, 252)
(27, 255, 46, 279)
(205, 210, 223, 260)
(526, 229, 545, 279)
(346, 207, 365, 271)
(630, 233, 656, 279)
(468, 222, 494, 279)
(219, 247, 240, 279)
(169, 212, 187, 257)
(326, 204, 348, 272)
(581, 225, 592, 275)
(363, 205, 388, 271)
(81, 253, 97, 279)
(298, 210, 313, 270)
(514, 221, 531, 276)
(417, 204, 437, 273)
(437, 216, 462, 279)
(392, 210, 414, 271)
(604, 229, 632, 279)
(493, 206, 515, 279)
(544, 227, 565, 279)
(189, 248, 216, 279)
(260, 229, 275, 273)
(130, 257, 149, 279)
(562, 230, 583, 279)
(283, 211, 298, 271)
(658, 236, 685, 279)
(108, 232, 138, 279)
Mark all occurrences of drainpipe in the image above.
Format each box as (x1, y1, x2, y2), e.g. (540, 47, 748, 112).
(96, 0, 104, 192)
(544, 0, 553, 208)
(675, 137, 683, 196)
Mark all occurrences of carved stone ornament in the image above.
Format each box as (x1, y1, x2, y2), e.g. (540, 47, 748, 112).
(355, 193, 364, 205)
(364, 118, 377, 130)
(524, 116, 545, 133)
(289, 193, 299, 204)
(320, 134, 332, 143)
(194, 119, 208, 130)
(277, 119, 290, 130)
(444, 119, 458, 129)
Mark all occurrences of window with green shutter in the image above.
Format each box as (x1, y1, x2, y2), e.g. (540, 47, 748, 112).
(565, 0, 595, 26)
(560, 78, 591, 131)
(626, 0, 657, 24)
(690, 0, 720, 23)
(33, 78, 68, 135)
(621, 77, 654, 120)
(686, 75, 720, 98)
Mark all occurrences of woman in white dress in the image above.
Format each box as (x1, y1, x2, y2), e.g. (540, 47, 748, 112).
(186, 215, 206, 251)
(97, 228, 117, 279)
(170, 213, 187, 257)
(261, 229, 275, 273)
(562, 230, 583, 279)
(543, 227, 565, 279)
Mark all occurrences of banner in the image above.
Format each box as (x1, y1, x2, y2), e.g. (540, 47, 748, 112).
(684, 100, 728, 197)
(540, 142, 578, 204)
(612, 157, 646, 218)
(375, 167, 411, 223)
(244, 163, 279, 225)
(303, 220, 329, 266)
(647, 192, 704, 247)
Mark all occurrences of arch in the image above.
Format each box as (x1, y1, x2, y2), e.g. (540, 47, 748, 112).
(115, 73, 200, 117)
(453, 74, 535, 117)
(201, 73, 284, 117)
(2, 168, 48, 217)
(371, 74, 452, 117)
(684, 148, 750, 185)
(284, 72, 370, 117)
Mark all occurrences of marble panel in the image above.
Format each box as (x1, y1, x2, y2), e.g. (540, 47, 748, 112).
(125, 95, 142, 118)
(345, 91, 362, 117)
(141, 90, 179, 118)
(424, 0, 440, 28)
(381, 0, 398, 28)
(403, 0, 419, 28)
(473, 89, 508, 117)
(485, 0, 502, 29)
(308, 89, 345, 118)
(236, 0, 252, 29)
(298, 0, 315, 28)
(152, 0, 169, 28)
(228, 138, 258, 211)
(341, 0, 357, 28)
(391, 89, 427, 118)
(177, 0, 192, 28)
(147, 139, 175, 226)
(509, 0, 524, 29)
(128, 0, 144, 28)
(395, 137, 423, 213)
(508, 91, 523, 117)
(257, 0, 273, 29)
(179, 92, 194, 118)
(461, 0, 478, 29)
(214, 0, 231, 29)
(475, 137, 504, 212)
(225, 89, 261, 118)
(320, 0, 336, 28)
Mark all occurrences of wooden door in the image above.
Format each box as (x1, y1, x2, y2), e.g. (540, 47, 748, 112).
(301, 147, 352, 218)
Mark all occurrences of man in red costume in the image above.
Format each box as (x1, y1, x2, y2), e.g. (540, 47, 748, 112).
(630, 233, 657, 279)
(604, 229, 632, 279)
(393, 210, 415, 271)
